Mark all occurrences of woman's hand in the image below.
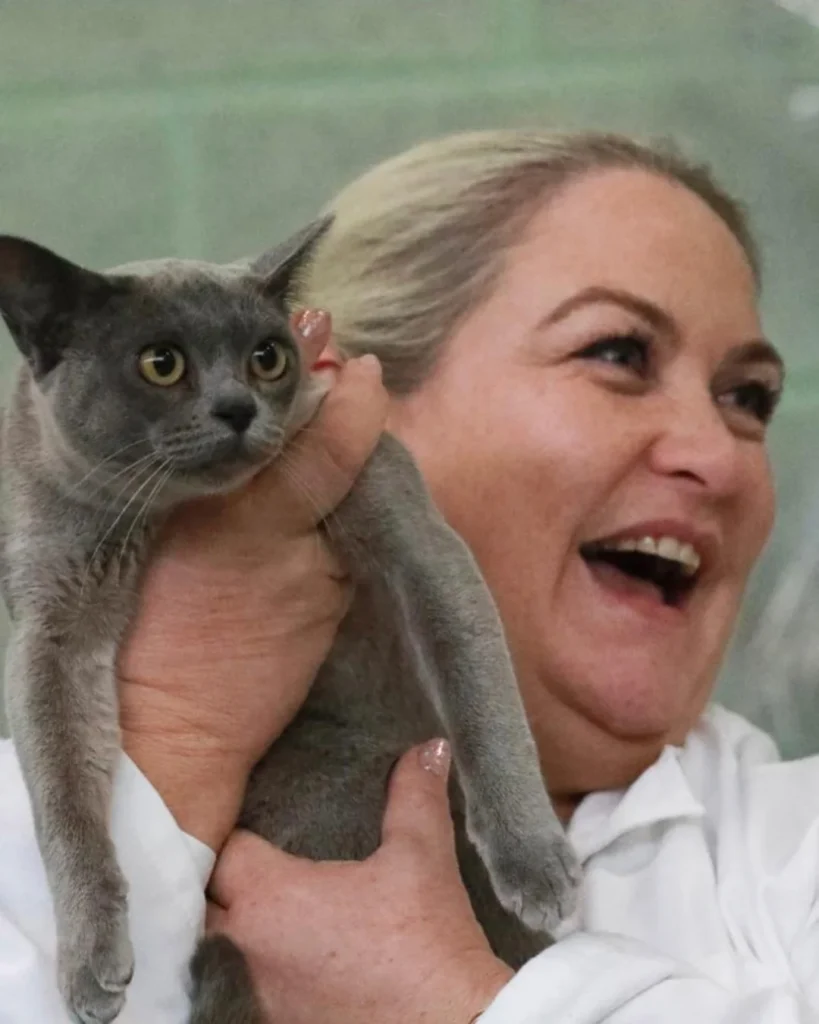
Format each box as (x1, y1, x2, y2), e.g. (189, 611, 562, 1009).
(118, 312, 389, 851)
(207, 740, 514, 1024)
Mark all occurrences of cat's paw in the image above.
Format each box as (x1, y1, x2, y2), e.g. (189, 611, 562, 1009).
(471, 813, 581, 935)
(59, 904, 134, 1024)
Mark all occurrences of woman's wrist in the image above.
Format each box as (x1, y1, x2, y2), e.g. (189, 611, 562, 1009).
(120, 679, 253, 852)
(438, 951, 514, 1024)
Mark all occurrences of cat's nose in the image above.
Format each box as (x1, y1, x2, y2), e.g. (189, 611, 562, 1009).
(211, 396, 257, 434)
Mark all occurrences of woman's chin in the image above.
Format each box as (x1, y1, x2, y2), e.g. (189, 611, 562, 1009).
(565, 657, 711, 746)
(544, 557, 723, 741)
(533, 630, 711, 746)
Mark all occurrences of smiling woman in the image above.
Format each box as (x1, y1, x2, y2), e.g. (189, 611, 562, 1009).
(304, 146, 784, 808)
(220, 129, 815, 1023)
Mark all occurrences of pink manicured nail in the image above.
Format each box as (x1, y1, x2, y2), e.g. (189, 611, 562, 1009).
(419, 738, 451, 777)
(296, 308, 331, 340)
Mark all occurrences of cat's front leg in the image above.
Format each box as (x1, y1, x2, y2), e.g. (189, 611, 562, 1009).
(335, 434, 580, 937)
(5, 621, 133, 1024)
(398, 543, 581, 937)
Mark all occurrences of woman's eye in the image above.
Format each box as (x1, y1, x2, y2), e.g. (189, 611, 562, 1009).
(718, 381, 780, 425)
(138, 345, 186, 387)
(250, 339, 289, 382)
(576, 333, 651, 376)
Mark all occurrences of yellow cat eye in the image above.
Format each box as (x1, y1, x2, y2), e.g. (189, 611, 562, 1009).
(138, 346, 186, 387)
(249, 339, 289, 382)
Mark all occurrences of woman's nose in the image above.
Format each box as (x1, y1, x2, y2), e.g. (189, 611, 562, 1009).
(647, 392, 741, 498)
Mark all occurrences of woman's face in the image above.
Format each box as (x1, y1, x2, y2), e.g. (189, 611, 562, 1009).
(389, 169, 782, 803)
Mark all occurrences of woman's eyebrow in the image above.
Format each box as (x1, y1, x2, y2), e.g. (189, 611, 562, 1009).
(728, 339, 785, 374)
(541, 287, 784, 373)
(541, 286, 675, 333)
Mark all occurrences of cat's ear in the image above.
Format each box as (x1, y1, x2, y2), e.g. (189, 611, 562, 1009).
(0, 235, 116, 375)
(252, 214, 334, 302)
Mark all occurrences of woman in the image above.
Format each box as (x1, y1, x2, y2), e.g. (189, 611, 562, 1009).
(0, 130, 814, 1022)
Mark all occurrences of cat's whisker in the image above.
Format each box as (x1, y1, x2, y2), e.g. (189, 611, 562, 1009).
(83, 454, 164, 539)
(277, 454, 326, 520)
(80, 458, 164, 598)
(278, 453, 353, 555)
(72, 450, 159, 506)
(136, 461, 174, 529)
(62, 440, 152, 499)
(117, 459, 173, 564)
(249, 435, 285, 464)
(278, 471, 335, 577)
(277, 422, 351, 473)
(284, 427, 365, 487)
(253, 423, 285, 445)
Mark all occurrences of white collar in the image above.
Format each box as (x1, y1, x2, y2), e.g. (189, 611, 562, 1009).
(568, 744, 706, 864)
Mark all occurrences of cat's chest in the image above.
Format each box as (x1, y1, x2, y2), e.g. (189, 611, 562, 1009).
(309, 579, 440, 738)
(3, 490, 154, 637)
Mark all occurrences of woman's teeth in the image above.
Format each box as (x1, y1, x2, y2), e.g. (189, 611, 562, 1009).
(594, 536, 701, 576)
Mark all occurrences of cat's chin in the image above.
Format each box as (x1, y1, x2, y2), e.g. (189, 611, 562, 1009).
(159, 450, 274, 502)
(154, 433, 282, 500)
(168, 462, 270, 501)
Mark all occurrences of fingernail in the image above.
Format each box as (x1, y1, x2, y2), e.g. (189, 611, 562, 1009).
(419, 738, 451, 777)
(296, 308, 331, 340)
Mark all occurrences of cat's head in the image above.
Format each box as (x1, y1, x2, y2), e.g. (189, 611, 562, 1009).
(0, 218, 332, 504)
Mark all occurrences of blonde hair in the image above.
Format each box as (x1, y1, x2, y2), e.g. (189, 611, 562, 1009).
(297, 129, 758, 395)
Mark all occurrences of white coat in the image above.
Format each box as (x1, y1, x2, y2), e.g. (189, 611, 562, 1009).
(0, 704, 817, 1022)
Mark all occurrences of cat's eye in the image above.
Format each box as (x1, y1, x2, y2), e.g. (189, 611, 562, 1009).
(138, 346, 186, 387)
(249, 339, 289, 382)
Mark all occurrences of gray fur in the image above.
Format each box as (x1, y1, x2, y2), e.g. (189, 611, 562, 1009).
(0, 223, 578, 1024)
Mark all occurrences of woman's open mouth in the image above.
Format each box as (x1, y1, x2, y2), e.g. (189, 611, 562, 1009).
(579, 533, 703, 609)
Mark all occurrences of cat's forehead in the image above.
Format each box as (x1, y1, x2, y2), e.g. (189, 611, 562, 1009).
(104, 256, 282, 331)
(107, 256, 251, 291)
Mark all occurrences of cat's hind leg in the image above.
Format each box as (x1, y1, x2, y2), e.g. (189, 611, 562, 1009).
(189, 936, 262, 1024)
(187, 719, 403, 1019)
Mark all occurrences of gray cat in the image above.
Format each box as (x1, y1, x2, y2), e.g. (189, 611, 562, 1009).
(0, 221, 578, 1024)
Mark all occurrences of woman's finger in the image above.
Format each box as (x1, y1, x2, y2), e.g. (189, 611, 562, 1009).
(378, 739, 457, 864)
(209, 829, 298, 909)
(205, 900, 228, 931)
(251, 353, 388, 533)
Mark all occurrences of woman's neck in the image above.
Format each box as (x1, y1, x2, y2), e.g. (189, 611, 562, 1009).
(531, 689, 684, 823)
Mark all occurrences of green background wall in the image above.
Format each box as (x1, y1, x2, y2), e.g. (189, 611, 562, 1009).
(1, 0, 818, 752)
